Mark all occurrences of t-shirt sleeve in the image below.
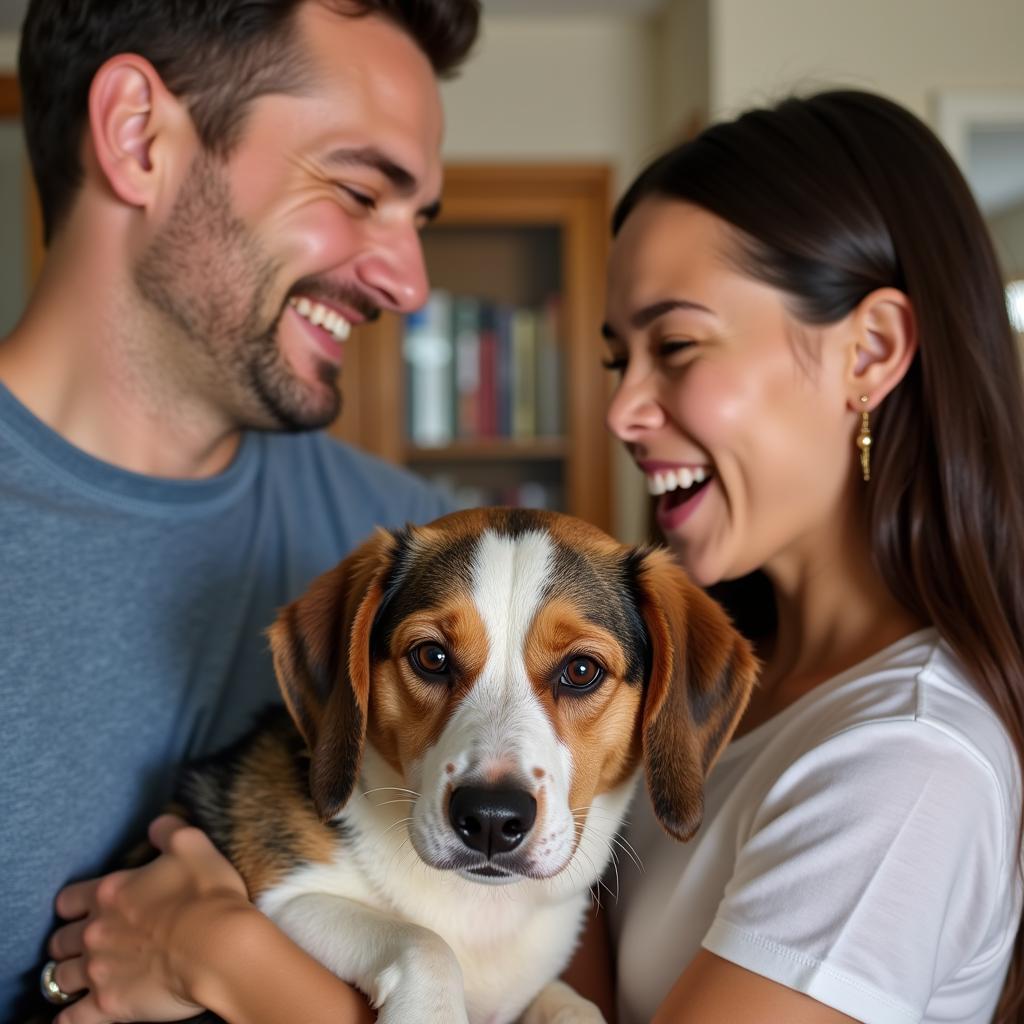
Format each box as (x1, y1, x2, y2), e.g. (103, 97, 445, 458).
(702, 720, 1012, 1024)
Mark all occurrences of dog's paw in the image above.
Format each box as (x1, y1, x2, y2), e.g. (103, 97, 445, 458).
(519, 980, 607, 1024)
(371, 933, 470, 1024)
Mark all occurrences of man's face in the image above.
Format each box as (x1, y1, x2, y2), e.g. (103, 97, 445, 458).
(134, 2, 444, 431)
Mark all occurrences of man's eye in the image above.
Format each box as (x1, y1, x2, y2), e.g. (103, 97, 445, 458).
(409, 642, 450, 679)
(341, 186, 376, 210)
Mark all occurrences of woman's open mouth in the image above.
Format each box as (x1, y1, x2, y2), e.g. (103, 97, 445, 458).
(645, 465, 714, 530)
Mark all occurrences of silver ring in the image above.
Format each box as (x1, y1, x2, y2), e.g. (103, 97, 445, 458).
(40, 958, 74, 1006)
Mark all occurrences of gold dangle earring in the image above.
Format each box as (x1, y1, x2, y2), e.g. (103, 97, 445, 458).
(855, 395, 872, 482)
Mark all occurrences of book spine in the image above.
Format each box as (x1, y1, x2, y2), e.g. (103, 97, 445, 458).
(535, 294, 564, 438)
(511, 308, 538, 439)
(452, 296, 482, 439)
(402, 290, 454, 446)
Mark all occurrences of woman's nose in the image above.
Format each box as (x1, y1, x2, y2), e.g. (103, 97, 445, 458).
(606, 371, 665, 442)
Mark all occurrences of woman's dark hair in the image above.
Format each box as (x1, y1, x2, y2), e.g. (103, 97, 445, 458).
(615, 89, 1024, 1021)
(18, 0, 480, 242)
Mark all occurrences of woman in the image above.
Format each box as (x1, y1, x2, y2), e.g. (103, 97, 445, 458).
(600, 89, 1024, 1022)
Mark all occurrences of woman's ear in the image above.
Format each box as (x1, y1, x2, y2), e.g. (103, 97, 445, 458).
(87, 54, 194, 212)
(845, 287, 918, 410)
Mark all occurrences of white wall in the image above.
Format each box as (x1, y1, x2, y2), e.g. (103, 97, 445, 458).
(0, 32, 17, 70)
(711, 0, 1024, 121)
(441, 12, 658, 191)
(653, 0, 709, 146)
(990, 201, 1024, 281)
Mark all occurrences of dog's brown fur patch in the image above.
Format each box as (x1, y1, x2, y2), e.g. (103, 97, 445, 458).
(369, 596, 490, 775)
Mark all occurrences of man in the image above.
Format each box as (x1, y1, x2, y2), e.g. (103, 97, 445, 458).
(0, 0, 479, 1016)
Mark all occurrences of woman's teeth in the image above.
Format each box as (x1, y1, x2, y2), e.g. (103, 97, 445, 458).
(289, 297, 352, 342)
(646, 466, 708, 496)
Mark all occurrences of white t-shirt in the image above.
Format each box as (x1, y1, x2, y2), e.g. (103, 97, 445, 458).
(613, 629, 1022, 1024)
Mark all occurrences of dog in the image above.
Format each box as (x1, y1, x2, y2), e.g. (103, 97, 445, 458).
(37, 507, 758, 1024)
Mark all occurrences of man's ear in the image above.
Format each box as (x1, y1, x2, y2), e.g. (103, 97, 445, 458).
(87, 54, 195, 212)
(845, 287, 918, 410)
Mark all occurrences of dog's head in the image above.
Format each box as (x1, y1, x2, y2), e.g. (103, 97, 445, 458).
(268, 508, 757, 885)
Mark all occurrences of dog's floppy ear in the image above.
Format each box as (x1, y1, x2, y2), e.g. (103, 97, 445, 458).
(267, 527, 400, 822)
(632, 547, 759, 841)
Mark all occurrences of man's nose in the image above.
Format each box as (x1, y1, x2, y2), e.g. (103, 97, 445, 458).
(353, 224, 430, 314)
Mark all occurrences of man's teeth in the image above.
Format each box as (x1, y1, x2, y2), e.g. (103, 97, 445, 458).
(289, 297, 352, 342)
(647, 466, 708, 496)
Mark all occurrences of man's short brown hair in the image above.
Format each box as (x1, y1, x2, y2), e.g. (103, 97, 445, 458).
(18, 0, 480, 242)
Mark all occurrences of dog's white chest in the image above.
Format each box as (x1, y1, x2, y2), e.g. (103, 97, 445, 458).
(258, 847, 590, 1024)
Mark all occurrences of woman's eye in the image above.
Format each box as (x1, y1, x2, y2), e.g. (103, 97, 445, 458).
(602, 355, 627, 374)
(659, 339, 695, 358)
(410, 643, 449, 678)
(560, 656, 604, 692)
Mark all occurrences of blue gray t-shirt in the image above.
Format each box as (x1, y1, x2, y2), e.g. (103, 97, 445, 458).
(0, 381, 450, 1018)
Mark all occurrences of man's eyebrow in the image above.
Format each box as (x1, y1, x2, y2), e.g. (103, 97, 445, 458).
(601, 298, 716, 340)
(324, 146, 442, 222)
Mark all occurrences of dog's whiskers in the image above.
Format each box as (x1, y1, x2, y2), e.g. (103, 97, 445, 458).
(606, 833, 643, 872)
(377, 816, 415, 841)
(362, 786, 421, 799)
(569, 810, 644, 874)
(381, 834, 417, 887)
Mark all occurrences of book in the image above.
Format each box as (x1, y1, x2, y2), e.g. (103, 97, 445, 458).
(477, 302, 499, 437)
(452, 296, 482, 439)
(535, 295, 564, 438)
(494, 305, 515, 438)
(403, 290, 454, 446)
(511, 307, 538, 438)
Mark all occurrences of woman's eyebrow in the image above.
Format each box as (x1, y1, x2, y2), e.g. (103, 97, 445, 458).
(601, 298, 717, 340)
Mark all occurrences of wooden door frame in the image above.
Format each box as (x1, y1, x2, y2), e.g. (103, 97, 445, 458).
(1, 73, 45, 282)
(0, 74, 18, 116)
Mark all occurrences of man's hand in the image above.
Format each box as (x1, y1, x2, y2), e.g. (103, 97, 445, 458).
(46, 814, 251, 1023)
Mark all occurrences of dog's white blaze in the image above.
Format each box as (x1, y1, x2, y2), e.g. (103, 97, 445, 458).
(411, 528, 582, 878)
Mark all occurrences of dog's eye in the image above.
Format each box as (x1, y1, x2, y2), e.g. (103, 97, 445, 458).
(410, 642, 449, 678)
(560, 656, 604, 692)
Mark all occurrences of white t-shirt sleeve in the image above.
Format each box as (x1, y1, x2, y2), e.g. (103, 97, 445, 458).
(703, 720, 1012, 1024)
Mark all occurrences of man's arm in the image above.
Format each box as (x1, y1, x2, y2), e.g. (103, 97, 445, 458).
(47, 816, 374, 1024)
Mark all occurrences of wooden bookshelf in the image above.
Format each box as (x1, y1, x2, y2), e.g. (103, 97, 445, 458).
(331, 163, 614, 533)
(405, 438, 569, 462)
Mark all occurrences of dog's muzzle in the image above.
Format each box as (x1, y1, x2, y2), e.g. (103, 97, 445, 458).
(448, 784, 537, 863)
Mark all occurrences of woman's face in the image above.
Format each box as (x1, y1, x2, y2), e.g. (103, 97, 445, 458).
(604, 198, 858, 588)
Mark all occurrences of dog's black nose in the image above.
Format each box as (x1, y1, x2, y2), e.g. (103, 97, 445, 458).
(449, 785, 537, 858)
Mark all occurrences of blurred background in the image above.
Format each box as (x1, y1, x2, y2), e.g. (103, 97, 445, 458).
(1, 0, 1022, 542)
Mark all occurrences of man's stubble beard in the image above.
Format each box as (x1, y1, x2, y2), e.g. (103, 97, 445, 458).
(133, 154, 341, 433)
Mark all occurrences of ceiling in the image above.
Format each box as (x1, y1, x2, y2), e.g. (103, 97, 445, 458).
(0, 0, 665, 34)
